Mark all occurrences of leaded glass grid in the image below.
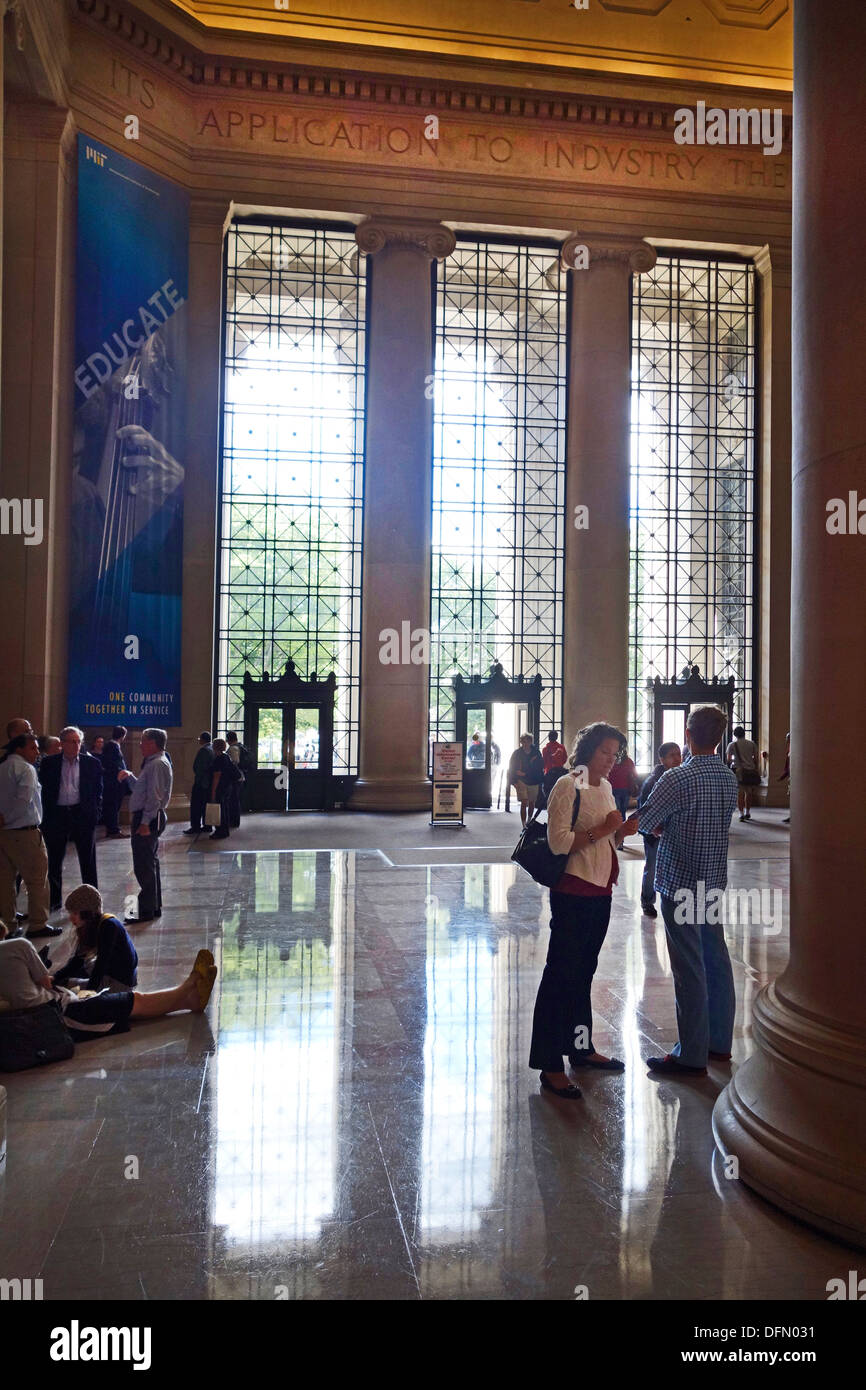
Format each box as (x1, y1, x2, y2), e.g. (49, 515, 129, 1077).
(429, 239, 567, 750)
(630, 254, 757, 770)
(218, 224, 365, 773)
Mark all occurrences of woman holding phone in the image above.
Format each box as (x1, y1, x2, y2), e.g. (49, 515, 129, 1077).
(528, 722, 640, 1099)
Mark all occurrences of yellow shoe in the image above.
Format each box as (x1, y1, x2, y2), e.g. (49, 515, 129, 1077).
(192, 949, 216, 1011)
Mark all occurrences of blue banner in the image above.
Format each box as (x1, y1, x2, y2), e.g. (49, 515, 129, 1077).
(68, 135, 188, 726)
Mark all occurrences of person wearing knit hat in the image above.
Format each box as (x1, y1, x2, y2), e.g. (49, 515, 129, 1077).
(51, 886, 139, 993)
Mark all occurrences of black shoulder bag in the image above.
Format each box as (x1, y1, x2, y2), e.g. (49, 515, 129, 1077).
(0, 1000, 75, 1072)
(511, 779, 581, 888)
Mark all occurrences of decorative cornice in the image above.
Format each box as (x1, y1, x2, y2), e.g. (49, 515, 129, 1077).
(561, 232, 657, 274)
(73, 0, 792, 144)
(355, 217, 456, 260)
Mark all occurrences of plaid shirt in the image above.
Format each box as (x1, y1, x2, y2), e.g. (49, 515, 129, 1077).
(637, 755, 737, 897)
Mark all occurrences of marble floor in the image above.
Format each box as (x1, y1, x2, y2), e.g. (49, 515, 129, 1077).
(0, 808, 853, 1300)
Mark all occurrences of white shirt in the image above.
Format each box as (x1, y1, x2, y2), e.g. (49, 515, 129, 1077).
(58, 755, 81, 806)
(0, 938, 73, 1010)
(0, 753, 43, 829)
(726, 738, 760, 773)
(546, 772, 617, 888)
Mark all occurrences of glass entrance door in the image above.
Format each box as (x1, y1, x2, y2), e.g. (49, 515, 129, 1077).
(463, 706, 492, 808)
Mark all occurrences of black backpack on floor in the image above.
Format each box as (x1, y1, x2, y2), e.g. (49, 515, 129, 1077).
(0, 1000, 75, 1072)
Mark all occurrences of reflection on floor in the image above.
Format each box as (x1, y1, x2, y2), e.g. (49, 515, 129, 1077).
(0, 812, 848, 1300)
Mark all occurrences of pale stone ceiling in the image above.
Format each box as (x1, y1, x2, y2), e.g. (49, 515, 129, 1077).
(145, 0, 792, 89)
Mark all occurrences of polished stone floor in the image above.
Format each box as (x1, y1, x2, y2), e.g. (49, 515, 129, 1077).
(0, 808, 853, 1300)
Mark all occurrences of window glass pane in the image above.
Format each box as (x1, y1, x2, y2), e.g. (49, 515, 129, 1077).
(430, 240, 566, 754)
(218, 225, 365, 774)
(256, 708, 282, 767)
(630, 255, 757, 771)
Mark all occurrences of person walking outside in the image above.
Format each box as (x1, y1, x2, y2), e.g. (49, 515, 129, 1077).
(529, 722, 640, 1100)
(118, 729, 173, 924)
(508, 733, 544, 827)
(637, 742, 682, 917)
(638, 704, 738, 1076)
(725, 724, 762, 822)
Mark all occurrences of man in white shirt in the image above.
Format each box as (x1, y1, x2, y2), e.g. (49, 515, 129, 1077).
(0, 733, 52, 939)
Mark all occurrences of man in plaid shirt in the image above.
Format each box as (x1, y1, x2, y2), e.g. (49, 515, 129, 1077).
(637, 704, 738, 1075)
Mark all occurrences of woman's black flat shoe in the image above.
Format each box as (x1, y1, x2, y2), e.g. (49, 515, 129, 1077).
(540, 1072, 583, 1100)
(570, 1055, 625, 1072)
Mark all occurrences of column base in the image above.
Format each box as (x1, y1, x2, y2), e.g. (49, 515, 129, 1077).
(349, 777, 432, 813)
(713, 980, 866, 1248)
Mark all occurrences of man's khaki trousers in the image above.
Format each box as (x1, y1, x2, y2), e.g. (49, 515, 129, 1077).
(0, 827, 50, 932)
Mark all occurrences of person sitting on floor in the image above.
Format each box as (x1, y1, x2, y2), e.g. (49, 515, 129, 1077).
(0, 930, 217, 1045)
(50, 885, 138, 993)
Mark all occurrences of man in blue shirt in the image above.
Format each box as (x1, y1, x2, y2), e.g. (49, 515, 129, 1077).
(637, 705, 738, 1075)
(118, 728, 173, 924)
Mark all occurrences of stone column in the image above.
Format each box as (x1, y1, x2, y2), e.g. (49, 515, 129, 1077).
(714, 0, 866, 1245)
(350, 217, 455, 812)
(173, 195, 227, 814)
(755, 244, 792, 807)
(560, 233, 656, 747)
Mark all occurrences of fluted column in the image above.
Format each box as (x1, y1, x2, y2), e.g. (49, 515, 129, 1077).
(350, 217, 455, 812)
(561, 233, 656, 745)
(714, 0, 866, 1245)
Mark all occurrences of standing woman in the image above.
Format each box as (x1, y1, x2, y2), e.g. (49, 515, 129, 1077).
(529, 722, 639, 1099)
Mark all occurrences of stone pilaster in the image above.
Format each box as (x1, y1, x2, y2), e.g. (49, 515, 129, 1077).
(560, 232, 656, 747)
(350, 216, 455, 811)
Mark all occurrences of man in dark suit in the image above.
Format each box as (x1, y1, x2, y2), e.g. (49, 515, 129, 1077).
(39, 725, 103, 911)
(100, 724, 129, 837)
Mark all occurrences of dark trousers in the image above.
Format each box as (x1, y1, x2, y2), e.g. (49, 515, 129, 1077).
(131, 810, 166, 917)
(189, 783, 208, 831)
(102, 788, 122, 835)
(612, 788, 630, 818)
(228, 784, 241, 829)
(210, 796, 231, 839)
(528, 891, 613, 1072)
(44, 807, 98, 910)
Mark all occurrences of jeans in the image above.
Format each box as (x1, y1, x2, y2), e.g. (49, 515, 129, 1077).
(659, 894, 736, 1066)
(641, 835, 658, 906)
(529, 892, 612, 1072)
(613, 788, 630, 819)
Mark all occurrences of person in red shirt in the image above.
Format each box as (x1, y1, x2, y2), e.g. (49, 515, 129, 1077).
(542, 730, 568, 775)
(607, 749, 638, 819)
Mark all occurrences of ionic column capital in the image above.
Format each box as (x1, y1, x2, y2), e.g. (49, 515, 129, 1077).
(355, 217, 456, 261)
(561, 233, 657, 276)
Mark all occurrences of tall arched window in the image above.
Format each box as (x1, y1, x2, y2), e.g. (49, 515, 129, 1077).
(218, 223, 366, 772)
(630, 254, 758, 768)
(429, 237, 567, 749)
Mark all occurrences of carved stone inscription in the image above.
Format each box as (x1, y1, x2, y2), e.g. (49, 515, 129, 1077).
(193, 101, 790, 196)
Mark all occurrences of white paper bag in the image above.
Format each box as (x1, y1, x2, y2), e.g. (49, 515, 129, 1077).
(204, 803, 222, 828)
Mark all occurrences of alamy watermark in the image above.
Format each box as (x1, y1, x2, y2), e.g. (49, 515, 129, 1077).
(672, 881, 783, 934)
(674, 101, 783, 158)
(0, 498, 43, 545)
